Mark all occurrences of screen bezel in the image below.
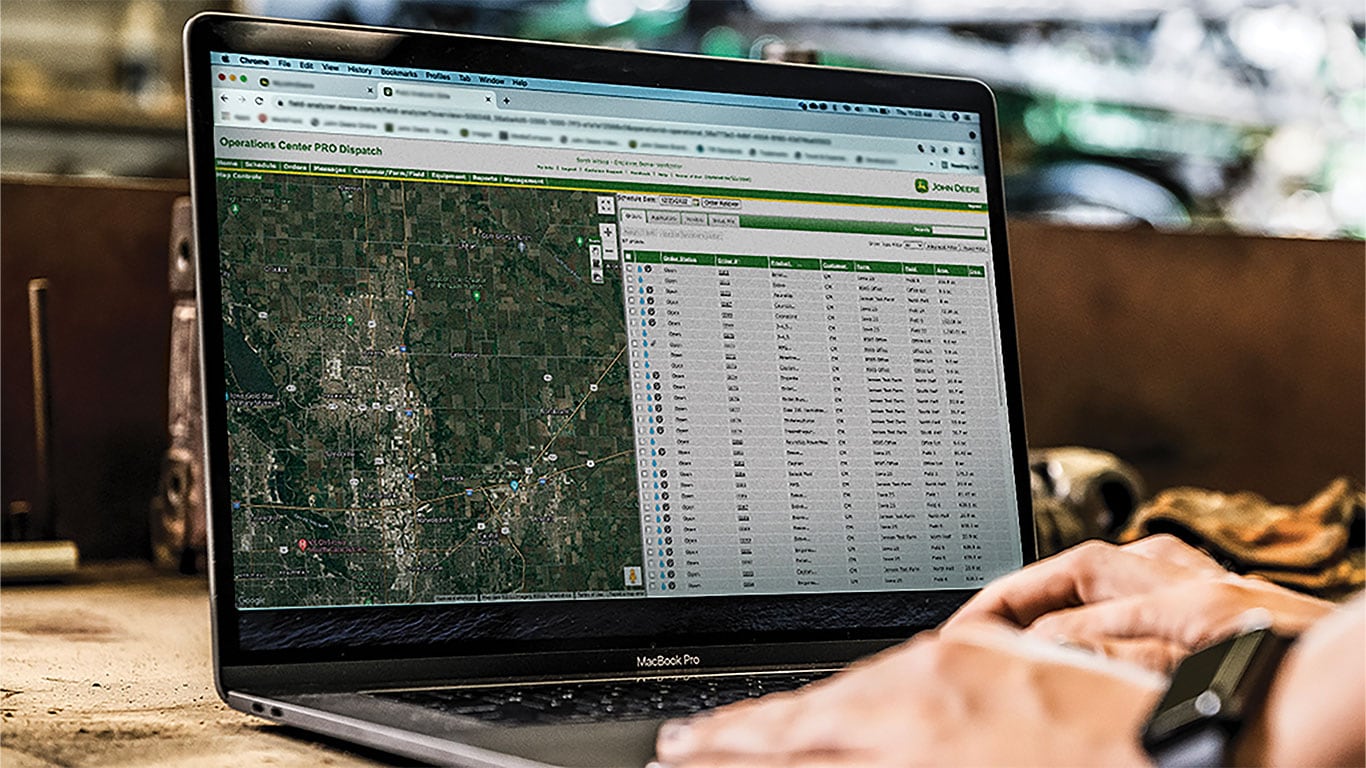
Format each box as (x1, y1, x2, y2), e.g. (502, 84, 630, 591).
(185, 12, 1036, 688)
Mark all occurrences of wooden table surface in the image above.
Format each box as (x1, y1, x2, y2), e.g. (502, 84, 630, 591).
(0, 561, 401, 767)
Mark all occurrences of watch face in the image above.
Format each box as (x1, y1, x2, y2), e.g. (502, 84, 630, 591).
(1161, 638, 1231, 707)
(1144, 628, 1292, 750)
(1145, 634, 1237, 746)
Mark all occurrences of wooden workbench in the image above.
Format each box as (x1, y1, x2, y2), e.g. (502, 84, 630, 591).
(0, 561, 400, 766)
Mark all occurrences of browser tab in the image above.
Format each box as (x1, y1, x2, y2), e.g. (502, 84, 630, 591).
(213, 68, 379, 100)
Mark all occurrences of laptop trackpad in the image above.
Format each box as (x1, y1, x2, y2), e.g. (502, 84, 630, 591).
(457, 719, 663, 767)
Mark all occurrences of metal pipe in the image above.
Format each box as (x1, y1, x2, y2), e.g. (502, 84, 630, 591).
(28, 278, 56, 540)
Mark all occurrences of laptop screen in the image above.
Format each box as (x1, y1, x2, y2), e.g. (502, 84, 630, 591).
(209, 49, 1022, 613)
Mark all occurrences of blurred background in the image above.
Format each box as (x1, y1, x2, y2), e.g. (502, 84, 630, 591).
(4, 0, 1364, 237)
(1, 0, 1362, 562)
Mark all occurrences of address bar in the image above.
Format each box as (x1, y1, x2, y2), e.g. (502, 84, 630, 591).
(229, 92, 958, 175)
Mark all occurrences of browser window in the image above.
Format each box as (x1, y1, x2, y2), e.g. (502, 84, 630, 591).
(209, 52, 1021, 609)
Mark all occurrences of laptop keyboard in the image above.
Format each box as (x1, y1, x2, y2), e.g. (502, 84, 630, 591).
(373, 672, 827, 725)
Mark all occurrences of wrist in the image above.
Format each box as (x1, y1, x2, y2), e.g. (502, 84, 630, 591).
(1230, 703, 1271, 767)
(1228, 637, 1302, 768)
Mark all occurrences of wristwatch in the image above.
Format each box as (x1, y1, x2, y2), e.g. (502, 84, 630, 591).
(1140, 627, 1294, 768)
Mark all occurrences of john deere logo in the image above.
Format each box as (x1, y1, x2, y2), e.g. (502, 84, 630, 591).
(914, 178, 929, 193)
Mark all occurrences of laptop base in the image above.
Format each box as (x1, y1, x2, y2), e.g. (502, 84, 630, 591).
(233, 689, 664, 767)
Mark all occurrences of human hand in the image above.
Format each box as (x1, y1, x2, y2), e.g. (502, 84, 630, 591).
(652, 619, 1164, 768)
(946, 535, 1334, 672)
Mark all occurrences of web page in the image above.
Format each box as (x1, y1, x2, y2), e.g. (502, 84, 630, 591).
(209, 53, 1022, 609)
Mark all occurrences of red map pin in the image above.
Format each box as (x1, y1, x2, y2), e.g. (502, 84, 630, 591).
(297, 538, 309, 551)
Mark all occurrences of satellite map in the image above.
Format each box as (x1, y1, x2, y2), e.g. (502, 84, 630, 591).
(216, 170, 644, 608)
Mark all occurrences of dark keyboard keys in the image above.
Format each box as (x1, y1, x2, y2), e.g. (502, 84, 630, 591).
(374, 673, 823, 725)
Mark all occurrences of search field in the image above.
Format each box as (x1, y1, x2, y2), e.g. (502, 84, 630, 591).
(931, 225, 987, 238)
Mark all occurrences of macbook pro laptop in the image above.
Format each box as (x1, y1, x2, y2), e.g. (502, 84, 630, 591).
(184, 13, 1035, 766)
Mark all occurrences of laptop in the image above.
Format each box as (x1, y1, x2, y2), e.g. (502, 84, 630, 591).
(184, 13, 1035, 766)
